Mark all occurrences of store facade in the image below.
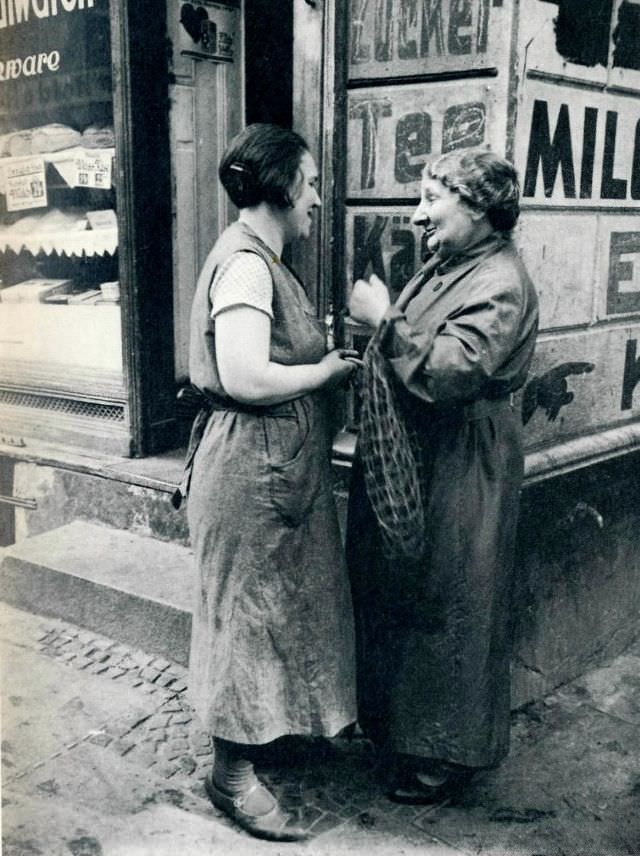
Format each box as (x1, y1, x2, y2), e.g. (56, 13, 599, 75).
(1, 0, 639, 703)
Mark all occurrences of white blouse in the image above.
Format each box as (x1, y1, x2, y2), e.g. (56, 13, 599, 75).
(210, 252, 274, 320)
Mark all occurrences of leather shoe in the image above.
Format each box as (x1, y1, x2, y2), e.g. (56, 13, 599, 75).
(389, 767, 474, 805)
(205, 774, 309, 842)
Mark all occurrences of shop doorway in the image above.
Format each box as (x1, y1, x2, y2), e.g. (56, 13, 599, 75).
(244, 0, 293, 128)
(170, 0, 295, 386)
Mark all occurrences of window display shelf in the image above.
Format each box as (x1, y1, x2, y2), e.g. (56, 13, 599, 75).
(0, 227, 117, 256)
(0, 303, 123, 373)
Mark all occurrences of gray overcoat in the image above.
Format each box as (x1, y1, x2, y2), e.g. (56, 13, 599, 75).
(347, 233, 539, 768)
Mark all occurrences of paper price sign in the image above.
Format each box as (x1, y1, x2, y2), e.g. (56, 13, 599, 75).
(74, 150, 112, 189)
(3, 157, 48, 212)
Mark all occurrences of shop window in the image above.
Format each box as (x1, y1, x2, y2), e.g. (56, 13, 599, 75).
(0, 3, 122, 424)
(0, 2, 176, 457)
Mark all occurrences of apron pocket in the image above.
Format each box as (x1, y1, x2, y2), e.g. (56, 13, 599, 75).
(264, 399, 322, 526)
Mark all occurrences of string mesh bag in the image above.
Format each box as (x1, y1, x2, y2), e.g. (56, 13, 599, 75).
(358, 330, 428, 560)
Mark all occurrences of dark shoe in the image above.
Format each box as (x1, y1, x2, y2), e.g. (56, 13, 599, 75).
(389, 767, 474, 805)
(205, 774, 309, 842)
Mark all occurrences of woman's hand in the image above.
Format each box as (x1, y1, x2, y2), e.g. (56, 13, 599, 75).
(319, 348, 361, 388)
(348, 274, 391, 329)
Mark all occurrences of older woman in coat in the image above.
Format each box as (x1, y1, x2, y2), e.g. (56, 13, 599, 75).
(346, 148, 539, 803)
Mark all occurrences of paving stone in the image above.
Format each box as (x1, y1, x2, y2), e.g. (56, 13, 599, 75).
(131, 649, 155, 667)
(107, 667, 128, 679)
(86, 732, 112, 748)
(112, 739, 136, 756)
(161, 702, 185, 714)
(310, 810, 346, 836)
(114, 654, 139, 670)
(192, 742, 213, 756)
(178, 755, 197, 775)
(129, 744, 159, 768)
(155, 762, 181, 779)
(40, 645, 61, 656)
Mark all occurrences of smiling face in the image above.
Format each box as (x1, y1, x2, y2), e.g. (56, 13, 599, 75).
(412, 173, 484, 259)
(282, 150, 321, 242)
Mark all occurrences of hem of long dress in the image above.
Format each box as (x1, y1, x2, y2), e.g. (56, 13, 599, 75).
(389, 735, 509, 770)
(197, 714, 358, 746)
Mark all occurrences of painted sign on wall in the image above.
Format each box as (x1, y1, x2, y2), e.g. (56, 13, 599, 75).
(348, 0, 508, 79)
(515, 214, 640, 329)
(346, 207, 426, 298)
(515, 83, 640, 207)
(347, 80, 500, 198)
(515, 212, 597, 331)
(520, 0, 640, 91)
(607, 230, 640, 315)
(522, 327, 640, 449)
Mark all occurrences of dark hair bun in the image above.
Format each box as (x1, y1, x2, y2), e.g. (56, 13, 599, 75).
(220, 161, 260, 208)
(219, 123, 309, 211)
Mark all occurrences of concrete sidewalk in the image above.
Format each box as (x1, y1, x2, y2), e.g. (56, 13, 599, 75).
(1, 602, 638, 856)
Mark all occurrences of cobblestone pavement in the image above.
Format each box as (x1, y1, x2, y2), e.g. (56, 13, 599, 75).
(2, 604, 640, 855)
(3, 609, 427, 843)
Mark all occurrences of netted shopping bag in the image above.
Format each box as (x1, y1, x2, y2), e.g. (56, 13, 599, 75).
(358, 330, 428, 560)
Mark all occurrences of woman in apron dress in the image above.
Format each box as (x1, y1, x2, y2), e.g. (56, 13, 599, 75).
(180, 125, 358, 841)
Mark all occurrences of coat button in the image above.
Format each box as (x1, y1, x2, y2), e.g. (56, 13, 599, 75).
(432, 281, 443, 292)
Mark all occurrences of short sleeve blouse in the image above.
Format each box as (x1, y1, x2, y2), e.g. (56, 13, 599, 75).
(210, 252, 274, 319)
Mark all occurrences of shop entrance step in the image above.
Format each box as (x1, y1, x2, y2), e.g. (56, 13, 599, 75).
(0, 520, 193, 666)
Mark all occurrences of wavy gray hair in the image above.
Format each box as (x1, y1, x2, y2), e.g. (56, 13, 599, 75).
(427, 148, 521, 234)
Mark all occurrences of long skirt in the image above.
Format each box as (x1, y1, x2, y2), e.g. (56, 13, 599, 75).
(188, 395, 356, 745)
(347, 400, 523, 768)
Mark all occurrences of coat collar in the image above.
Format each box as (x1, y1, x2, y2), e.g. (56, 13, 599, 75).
(433, 233, 509, 278)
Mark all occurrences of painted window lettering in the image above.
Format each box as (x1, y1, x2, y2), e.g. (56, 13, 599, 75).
(523, 100, 640, 201)
(350, 0, 493, 65)
(608, 233, 640, 314)
(353, 214, 427, 295)
(622, 340, 640, 410)
(351, 96, 488, 191)
(349, 98, 393, 190)
(395, 112, 432, 183)
(550, 0, 640, 72)
(0, 0, 95, 28)
(0, 52, 60, 81)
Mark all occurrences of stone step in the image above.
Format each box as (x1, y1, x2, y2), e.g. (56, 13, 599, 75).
(0, 520, 194, 666)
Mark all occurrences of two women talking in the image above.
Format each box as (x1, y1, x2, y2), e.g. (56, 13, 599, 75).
(180, 123, 538, 842)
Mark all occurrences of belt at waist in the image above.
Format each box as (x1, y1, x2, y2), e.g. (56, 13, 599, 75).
(421, 392, 517, 424)
(462, 393, 517, 420)
(171, 388, 306, 509)
(205, 393, 297, 418)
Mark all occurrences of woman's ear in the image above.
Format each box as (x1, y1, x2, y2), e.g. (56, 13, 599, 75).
(468, 205, 488, 223)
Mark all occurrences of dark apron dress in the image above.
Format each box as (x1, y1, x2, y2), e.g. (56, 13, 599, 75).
(185, 223, 356, 745)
